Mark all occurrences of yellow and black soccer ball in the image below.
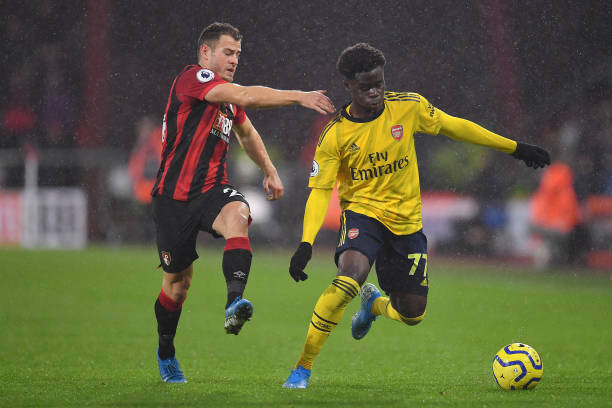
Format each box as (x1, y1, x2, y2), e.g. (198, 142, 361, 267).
(492, 343, 543, 390)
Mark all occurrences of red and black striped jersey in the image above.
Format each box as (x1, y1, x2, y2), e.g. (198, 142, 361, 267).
(151, 65, 247, 201)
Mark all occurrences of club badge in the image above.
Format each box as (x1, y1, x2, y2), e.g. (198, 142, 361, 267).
(161, 251, 172, 266)
(348, 228, 359, 239)
(391, 124, 403, 141)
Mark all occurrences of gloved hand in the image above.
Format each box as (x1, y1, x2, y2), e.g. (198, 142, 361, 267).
(512, 142, 551, 169)
(289, 242, 312, 282)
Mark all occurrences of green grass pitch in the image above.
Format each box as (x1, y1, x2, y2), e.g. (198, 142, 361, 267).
(1, 246, 611, 407)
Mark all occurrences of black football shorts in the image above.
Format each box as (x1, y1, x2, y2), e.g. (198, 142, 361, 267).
(152, 184, 250, 273)
(335, 210, 429, 296)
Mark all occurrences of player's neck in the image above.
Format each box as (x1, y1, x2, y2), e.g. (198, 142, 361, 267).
(348, 104, 383, 120)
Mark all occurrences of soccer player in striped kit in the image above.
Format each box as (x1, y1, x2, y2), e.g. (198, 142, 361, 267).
(151, 22, 334, 383)
(283, 43, 550, 388)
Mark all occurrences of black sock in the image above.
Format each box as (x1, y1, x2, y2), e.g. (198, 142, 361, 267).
(222, 248, 252, 308)
(155, 297, 182, 359)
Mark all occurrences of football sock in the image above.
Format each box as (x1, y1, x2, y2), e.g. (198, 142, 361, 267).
(372, 297, 425, 326)
(222, 237, 252, 308)
(155, 289, 184, 359)
(296, 276, 359, 370)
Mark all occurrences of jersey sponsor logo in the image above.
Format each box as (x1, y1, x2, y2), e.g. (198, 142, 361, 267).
(350, 154, 410, 181)
(310, 160, 320, 177)
(211, 110, 232, 143)
(367, 152, 388, 164)
(161, 251, 172, 266)
(348, 228, 359, 239)
(196, 69, 215, 83)
(391, 124, 403, 141)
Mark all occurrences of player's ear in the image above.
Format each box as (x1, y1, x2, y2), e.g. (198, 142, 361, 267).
(343, 79, 351, 92)
(199, 43, 211, 62)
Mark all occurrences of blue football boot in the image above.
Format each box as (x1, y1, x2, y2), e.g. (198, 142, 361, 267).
(351, 283, 381, 340)
(157, 348, 187, 383)
(224, 297, 254, 335)
(282, 365, 311, 389)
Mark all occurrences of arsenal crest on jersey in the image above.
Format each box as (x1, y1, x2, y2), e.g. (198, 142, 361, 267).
(391, 125, 403, 141)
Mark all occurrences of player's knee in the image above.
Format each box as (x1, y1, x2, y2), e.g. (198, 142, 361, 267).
(337, 251, 370, 285)
(172, 291, 187, 304)
(181, 276, 192, 292)
(231, 203, 250, 227)
(391, 294, 426, 325)
(399, 311, 425, 326)
(217, 202, 250, 237)
(164, 271, 192, 302)
(168, 281, 190, 303)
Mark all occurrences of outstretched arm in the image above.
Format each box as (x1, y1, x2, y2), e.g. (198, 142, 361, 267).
(439, 112, 550, 168)
(289, 188, 333, 282)
(206, 83, 335, 114)
(233, 117, 283, 201)
(439, 112, 516, 153)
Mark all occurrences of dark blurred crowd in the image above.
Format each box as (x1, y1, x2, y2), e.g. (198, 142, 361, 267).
(0, 2, 83, 186)
(528, 87, 612, 267)
(1, 2, 610, 261)
(435, 83, 612, 266)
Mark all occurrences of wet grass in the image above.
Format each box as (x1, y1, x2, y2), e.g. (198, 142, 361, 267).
(1, 246, 610, 407)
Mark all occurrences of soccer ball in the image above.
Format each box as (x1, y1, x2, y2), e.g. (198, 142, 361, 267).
(492, 343, 543, 390)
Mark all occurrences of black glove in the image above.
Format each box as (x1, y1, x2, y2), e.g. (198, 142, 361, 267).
(512, 142, 551, 169)
(289, 242, 312, 282)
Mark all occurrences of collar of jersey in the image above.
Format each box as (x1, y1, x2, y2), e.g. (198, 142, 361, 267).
(341, 102, 385, 123)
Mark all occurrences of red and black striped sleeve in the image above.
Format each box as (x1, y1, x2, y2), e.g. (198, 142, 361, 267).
(176, 66, 226, 102)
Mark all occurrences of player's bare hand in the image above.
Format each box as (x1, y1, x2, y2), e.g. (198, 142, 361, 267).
(299, 90, 335, 114)
(263, 169, 284, 201)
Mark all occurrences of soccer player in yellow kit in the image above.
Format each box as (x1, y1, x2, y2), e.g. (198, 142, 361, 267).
(282, 43, 550, 388)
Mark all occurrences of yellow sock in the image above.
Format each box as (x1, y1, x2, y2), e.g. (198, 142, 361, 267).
(372, 297, 425, 326)
(296, 276, 359, 370)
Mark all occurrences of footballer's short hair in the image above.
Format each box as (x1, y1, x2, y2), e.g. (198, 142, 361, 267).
(336, 43, 386, 79)
(197, 22, 242, 53)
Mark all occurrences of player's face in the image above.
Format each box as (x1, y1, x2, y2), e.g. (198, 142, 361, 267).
(345, 66, 385, 117)
(205, 35, 241, 82)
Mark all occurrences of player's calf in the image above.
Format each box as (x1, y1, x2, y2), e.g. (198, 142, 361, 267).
(222, 237, 252, 308)
(371, 293, 426, 326)
(397, 310, 425, 326)
(389, 292, 426, 323)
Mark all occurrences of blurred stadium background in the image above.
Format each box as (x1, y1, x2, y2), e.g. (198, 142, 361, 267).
(1, 2, 612, 406)
(1, 0, 611, 271)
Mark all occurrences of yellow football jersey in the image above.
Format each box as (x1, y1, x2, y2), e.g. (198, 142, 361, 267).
(308, 92, 442, 235)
